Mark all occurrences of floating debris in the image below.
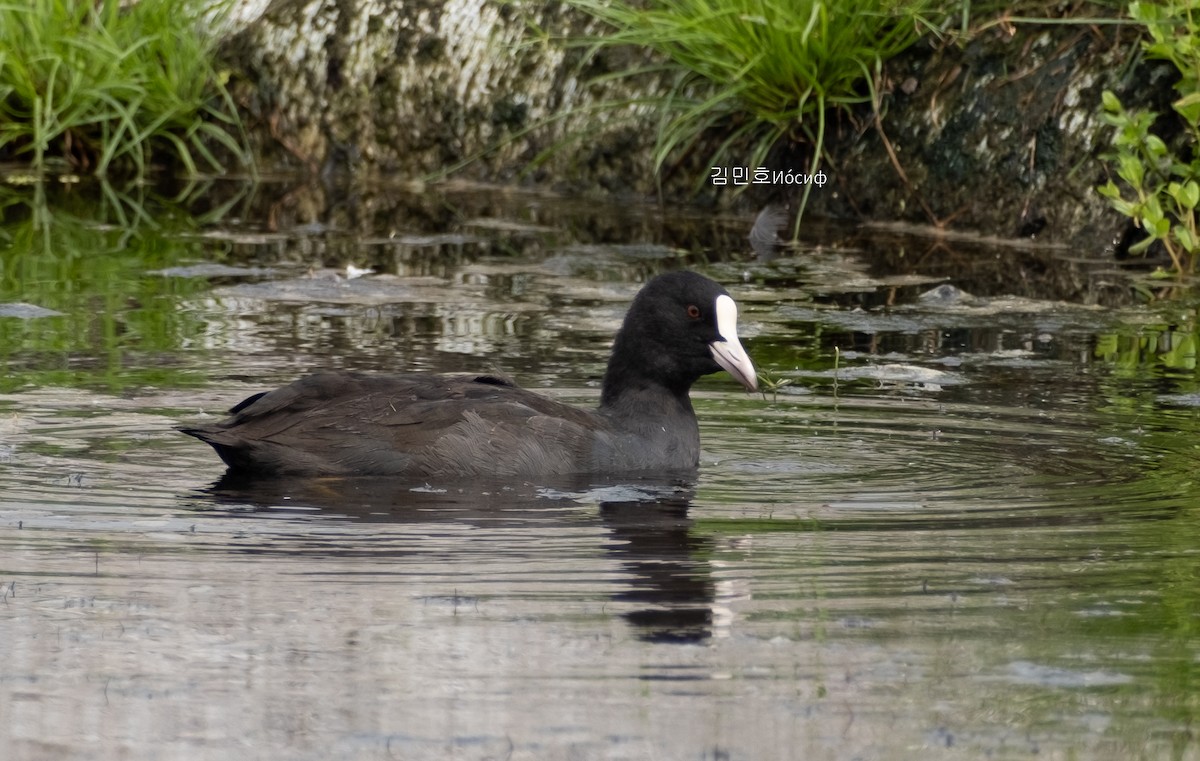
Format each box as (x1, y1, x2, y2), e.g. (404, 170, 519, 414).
(147, 264, 279, 278)
(919, 283, 976, 305)
(462, 217, 557, 234)
(912, 284, 1106, 315)
(1003, 661, 1133, 688)
(0, 303, 64, 319)
(360, 233, 484, 247)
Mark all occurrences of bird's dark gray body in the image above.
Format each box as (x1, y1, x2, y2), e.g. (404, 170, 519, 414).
(181, 371, 700, 477)
(180, 271, 754, 479)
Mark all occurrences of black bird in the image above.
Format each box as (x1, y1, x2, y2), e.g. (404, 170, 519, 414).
(180, 271, 757, 478)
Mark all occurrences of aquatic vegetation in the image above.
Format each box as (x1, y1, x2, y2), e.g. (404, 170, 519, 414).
(1098, 0, 1200, 275)
(1095, 323, 1199, 374)
(756, 370, 794, 401)
(0, 184, 221, 392)
(563, 0, 939, 225)
(0, 0, 250, 178)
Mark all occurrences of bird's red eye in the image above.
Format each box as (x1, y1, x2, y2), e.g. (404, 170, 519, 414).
(686, 304, 701, 319)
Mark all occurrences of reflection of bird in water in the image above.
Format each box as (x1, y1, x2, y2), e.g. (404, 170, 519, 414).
(599, 493, 716, 644)
(194, 475, 722, 644)
(749, 203, 790, 261)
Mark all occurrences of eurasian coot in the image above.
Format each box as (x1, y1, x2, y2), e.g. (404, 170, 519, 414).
(180, 271, 756, 477)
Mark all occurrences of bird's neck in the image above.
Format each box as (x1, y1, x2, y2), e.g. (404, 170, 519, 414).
(600, 328, 695, 409)
(599, 355, 695, 418)
(601, 381, 694, 413)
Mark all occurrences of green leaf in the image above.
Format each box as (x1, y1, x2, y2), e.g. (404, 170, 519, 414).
(1101, 90, 1122, 113)
(1129, 1, 1158, 24)
(1168, 181, 1186, 206)
(1173, 92, 1200, 126)
(1117, 153, 1146, 188)
(1112, 198, 1140, 217)
(1096, 180, 1121, 199)
(1185, 180, 1200, 209)
(1129, 233, 1157, 254)
(1173, 223, 1197, 252)
(1169, 180, 1200, 210)
(1144, 194, 1165, 226)
(1145, 41, 1176, 59)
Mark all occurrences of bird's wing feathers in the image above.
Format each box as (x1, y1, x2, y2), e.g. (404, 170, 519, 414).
(192, 372, 610, 477)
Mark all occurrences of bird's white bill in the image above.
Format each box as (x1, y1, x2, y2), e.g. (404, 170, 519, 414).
(709, 294, 757, 391)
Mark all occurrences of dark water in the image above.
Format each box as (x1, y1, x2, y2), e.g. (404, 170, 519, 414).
(1, 180, 1199, 760)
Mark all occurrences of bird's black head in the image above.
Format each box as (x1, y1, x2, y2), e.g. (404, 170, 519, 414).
(601, 271, 756, 407)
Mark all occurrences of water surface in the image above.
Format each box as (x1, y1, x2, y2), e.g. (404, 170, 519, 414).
(1, 181, 1198, 760)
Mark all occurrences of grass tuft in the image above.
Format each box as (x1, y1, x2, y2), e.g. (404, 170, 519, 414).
(564, 0, 939, 224)
(0, 0, 250, 178)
